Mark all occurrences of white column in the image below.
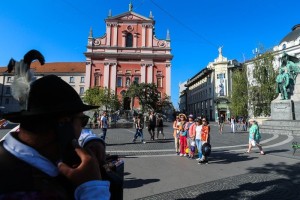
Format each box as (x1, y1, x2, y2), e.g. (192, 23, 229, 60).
(147, 64, 153, 83)
(85, 59, 92, 88)
(110, 63, 117, 93)
(142, 25, 146, 47)
(165, 64, 171, 97)
(122, 32, 126, 47)
(103, 63, 110, 88)
(106, 24, 111, 46)
(147, 25, 153, 47)
(141, 64, 146, 83)
(133, 33, 138, 48)
(113, 24, 118, 46)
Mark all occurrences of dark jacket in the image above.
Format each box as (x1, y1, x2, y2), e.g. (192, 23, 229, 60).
(148, 115, 156, 127)
(0, 142, 74, 199)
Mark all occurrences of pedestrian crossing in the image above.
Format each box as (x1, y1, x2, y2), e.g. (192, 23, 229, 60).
(107, 133, 293, 157)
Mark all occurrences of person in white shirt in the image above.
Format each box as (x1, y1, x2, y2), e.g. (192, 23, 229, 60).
(194, 118, 203, 161)
(230, 116, 236, 133)
(100, 111, 109, 141)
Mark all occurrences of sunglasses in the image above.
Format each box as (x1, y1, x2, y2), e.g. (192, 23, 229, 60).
(73, 115, 90, 127)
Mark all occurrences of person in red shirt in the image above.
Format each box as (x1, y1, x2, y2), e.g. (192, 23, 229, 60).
(178, 114, 187, 156)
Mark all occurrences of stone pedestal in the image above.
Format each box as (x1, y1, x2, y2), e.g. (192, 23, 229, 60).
(261, 76, 300, 135)
(293, 102, 300, 119)
(271, 99, 294, 120)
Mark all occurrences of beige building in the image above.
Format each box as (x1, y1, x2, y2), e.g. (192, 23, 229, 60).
(184, 49, 241, 121)
(0, 62, 86, 114)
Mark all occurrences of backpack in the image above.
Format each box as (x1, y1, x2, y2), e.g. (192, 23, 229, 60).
(84, 140, 124, 200)
(255, 129, 261, 141)
(202, 143, 212, 157)
(102, 154, 124, 200)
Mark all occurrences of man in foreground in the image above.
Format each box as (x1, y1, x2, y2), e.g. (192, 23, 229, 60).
(0, 62, 110, 199)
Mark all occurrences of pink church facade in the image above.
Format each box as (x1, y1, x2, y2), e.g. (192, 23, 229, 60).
(84, 7, 173, 110)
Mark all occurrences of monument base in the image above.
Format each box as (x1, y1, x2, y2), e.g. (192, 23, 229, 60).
(293, 101, 300, 120)
(261, 99, 300, 135)
(260, 120, 300, 135)
(271, 99, 294, 120)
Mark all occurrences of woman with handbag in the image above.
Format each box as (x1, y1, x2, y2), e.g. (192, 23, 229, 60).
(245, 119, 265, 155)
(198, 118, 210, 164)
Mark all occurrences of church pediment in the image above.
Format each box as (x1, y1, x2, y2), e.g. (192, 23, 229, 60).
(107, 11, 152, 21)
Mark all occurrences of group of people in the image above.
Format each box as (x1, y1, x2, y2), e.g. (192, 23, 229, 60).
(173, 113, 265, 164)
(218, 114, 248, 134)
(132, 111, 165, 143)
(173, 114, 211, 164)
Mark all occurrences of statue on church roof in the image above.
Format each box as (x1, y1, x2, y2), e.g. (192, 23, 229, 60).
(129, 1, 133, 11)
(218, 46, 223, 57)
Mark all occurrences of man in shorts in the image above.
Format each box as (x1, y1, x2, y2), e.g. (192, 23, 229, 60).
(218, 114, 224, 134)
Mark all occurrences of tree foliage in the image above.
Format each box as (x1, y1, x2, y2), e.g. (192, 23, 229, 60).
(156, 94, 172, 113)
(248, 48, 277, 117)
(230, 65, 248, 117)
(125, 82, 170, 112)
(83, 87, 120, 111)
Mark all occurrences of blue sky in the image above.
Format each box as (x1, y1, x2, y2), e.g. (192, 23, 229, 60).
(0, 0, 300, 108)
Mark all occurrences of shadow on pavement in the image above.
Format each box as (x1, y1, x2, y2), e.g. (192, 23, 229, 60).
(176, 162, 300, 200)
(124, 178, 160, 189)
(123, 172, 131, 176)
(106, 142, 137, 146)
(263, 149, 290, 154)
(209, 149, 290, 164)
(208, 151, 257, 164)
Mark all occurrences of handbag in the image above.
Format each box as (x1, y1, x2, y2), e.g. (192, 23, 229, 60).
(181, 130, 187, 136)
(255, 132, 261, 141)
(202, 143, 211, 156)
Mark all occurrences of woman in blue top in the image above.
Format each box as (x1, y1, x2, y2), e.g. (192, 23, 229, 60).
(245, 119, 265, 155)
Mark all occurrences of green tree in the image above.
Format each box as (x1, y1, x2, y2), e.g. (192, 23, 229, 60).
(248, 48, 277, 117)
(83, 87, 120, 111)
(82, 87, 102, 106)
(156, 94, 172, 113)
(125, 82, 160, 112)
(230, 65, 248, 117)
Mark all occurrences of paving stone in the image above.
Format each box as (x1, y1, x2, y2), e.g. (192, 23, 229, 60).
(137, 173, 300, 200)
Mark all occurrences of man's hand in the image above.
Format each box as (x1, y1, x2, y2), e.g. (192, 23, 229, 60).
(57, 146, 102, 186)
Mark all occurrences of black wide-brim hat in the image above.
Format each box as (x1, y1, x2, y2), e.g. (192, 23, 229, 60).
(4, 75, 98, 123)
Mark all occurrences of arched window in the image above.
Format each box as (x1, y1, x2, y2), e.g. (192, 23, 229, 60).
(282, 44, 286, 50)
(126, 77, 131, 87)
(157, 77, 162, 87)
(126, 33, 133, 47)
(94, 73, 100, 86)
